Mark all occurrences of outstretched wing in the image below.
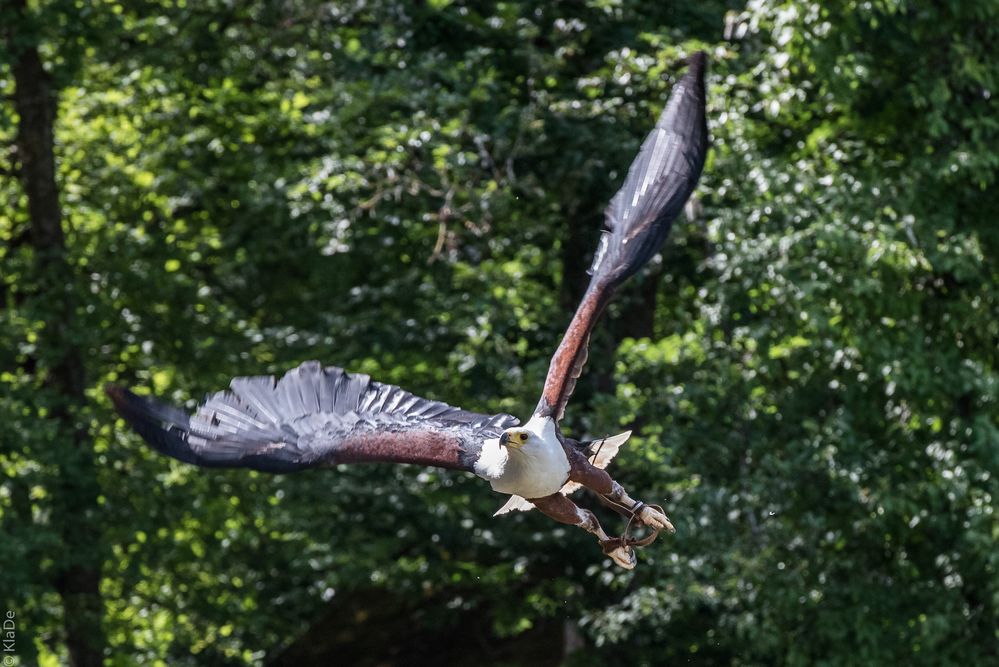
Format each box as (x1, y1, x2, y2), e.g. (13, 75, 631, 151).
(108, 361, 518, 474)
(535, 52, 709, 420)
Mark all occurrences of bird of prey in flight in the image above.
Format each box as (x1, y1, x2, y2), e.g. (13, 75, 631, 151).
(108, 52, 708, 569)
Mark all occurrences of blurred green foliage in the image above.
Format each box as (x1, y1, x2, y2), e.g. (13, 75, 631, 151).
(2, 0, 997, 665)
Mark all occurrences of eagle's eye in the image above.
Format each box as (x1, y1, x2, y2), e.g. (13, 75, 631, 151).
(518, 432, 528, 442)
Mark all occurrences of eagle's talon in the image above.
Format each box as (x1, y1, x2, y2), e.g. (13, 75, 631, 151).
(606, 544, 636, 569)
(638, 505, 675, 534)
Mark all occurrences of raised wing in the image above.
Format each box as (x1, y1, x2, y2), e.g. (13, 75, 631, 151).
(535, 52, 709, 420)
(108, 361, 518, 474)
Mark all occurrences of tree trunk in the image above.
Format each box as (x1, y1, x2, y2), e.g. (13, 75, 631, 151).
(10, 4, 107, 664)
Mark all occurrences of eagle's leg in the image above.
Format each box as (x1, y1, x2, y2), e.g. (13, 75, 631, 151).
(566, 447, 675, 533)
(529, 493, 637, 570)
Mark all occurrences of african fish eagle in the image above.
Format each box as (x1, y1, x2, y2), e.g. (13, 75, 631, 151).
(107, 52, 709, 569)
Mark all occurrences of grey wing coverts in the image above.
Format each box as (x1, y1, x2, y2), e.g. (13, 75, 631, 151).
(107, 361, 518, 473)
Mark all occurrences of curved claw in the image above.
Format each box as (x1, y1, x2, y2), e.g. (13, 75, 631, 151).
(637, 504, 675, 534)
(601, 537, 637, 569)
(603, 542, 637, 570)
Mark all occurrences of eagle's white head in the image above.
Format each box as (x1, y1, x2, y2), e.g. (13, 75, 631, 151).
(498, 426, 541, 450)
(501, 415, 557, 449)
(474, 416, 569, 498)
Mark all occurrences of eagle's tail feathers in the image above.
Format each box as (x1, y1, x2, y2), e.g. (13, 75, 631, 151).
(493, 495, 535, 516)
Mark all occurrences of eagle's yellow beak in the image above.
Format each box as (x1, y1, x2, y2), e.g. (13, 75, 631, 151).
(500, 430, 529, 449)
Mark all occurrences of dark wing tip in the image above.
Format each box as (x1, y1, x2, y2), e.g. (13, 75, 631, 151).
(105, 384, 143, 418)
(106, 384, 204, 466)
(105, 383, 126, 403)
(684, 51, 707, 78)
(105, 383, 148, 424)
(106, 384, 186, 426)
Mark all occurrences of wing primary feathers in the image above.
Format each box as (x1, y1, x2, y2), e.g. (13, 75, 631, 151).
(317, 366, 335, 412)
(107, 385, 228, 469)
(229, 376, 281, 424)
(295, 361, 323, 414)
(109, 362, 519, 474)
(535, 52, 708, 420)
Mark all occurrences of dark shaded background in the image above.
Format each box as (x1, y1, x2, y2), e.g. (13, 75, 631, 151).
(2, 0, 997, 664)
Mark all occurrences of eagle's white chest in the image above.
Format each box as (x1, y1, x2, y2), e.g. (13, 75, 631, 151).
(475, 416, 570, 500)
